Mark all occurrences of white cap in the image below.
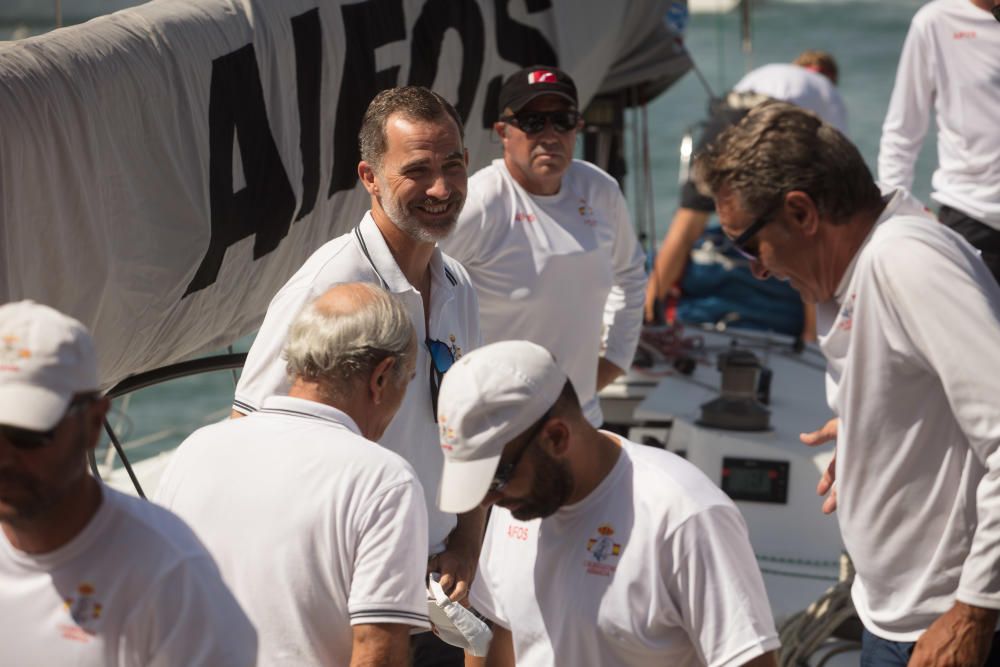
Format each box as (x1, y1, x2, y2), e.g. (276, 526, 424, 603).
(0, 300, 98, 431)
(436, 340, 566, 514)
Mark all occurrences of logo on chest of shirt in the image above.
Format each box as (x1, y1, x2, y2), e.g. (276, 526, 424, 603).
(837, 293, 857, 332)
(59, 582, 103, 642)
(514, 212, 536, 223)
(584, 524, 622, 576)
(577, 198, 597, 227)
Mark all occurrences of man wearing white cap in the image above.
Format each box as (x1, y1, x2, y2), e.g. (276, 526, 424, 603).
(436, 340, 779, 666)
(0, 300, 256, 666)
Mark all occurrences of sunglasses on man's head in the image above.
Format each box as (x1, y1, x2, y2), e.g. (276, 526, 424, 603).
(426, 339, 455, 421)
(501, 110, 581, 135)
(0, 395, 96, 451)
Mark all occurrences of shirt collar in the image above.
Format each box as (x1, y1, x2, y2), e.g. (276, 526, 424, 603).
(356, 212, 457, 294)
(832, 188, 910, 305)
(259, 395, 362, 436)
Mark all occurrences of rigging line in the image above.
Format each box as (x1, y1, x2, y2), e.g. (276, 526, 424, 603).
(628, 87, 645, 256)
(640, 103, 656, 258)
(105, 395, 133, 469)
(227, 345, 239, 387)
(686, 50, 718, 101)
(103, 419, 146, 499)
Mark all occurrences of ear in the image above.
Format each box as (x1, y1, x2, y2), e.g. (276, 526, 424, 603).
(464, 147, 470, 167)
(784, 191, 820, 237)
(368, 355, 398, 405)
(539, 418, 571, 457)
(358, 161, 379, 197)
(493, 121, 507, 142)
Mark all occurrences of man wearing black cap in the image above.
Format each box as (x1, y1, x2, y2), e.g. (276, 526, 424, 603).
(440, 66, 646, 428)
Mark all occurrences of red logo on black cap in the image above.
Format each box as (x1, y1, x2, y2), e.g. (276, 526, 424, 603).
(528, 70, 558, 84)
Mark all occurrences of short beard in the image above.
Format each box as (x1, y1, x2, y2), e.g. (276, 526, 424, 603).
(377, 176, 461, 243)
(509, 449, 574, 521)
(0, 426, 91, 526)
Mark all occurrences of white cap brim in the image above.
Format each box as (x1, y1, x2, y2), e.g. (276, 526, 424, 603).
(0, 384, 72, 431)
(438, 454, 503, 514)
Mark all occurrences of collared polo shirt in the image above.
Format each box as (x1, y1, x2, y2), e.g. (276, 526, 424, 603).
(156, 395, 430, 666)
(234, 212, 481, 553)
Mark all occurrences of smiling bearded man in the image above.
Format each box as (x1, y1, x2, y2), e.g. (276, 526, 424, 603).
(232, 86, 485, 666)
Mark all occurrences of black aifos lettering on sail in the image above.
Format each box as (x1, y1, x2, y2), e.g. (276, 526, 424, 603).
(187, 0, 558, 296)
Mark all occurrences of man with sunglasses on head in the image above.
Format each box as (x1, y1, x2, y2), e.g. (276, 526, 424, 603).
(435, 340, 779, 667)
(696, 102, 1000, 667)
(0, 300, 256, 666)
(440, 66, 646, 429)
(231, 86, 482, 665)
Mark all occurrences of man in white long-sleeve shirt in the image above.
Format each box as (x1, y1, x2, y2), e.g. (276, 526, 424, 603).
(439, 66, 646, 427)
(878, 0, 1000, 283)
(697, 102, 1000, 667)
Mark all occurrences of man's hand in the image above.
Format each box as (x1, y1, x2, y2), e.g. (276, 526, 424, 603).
(800, 418, 838, 514)
(428, 546, 478, 603)
(430, 506, 486, 602)
(911, 602, 998, 667)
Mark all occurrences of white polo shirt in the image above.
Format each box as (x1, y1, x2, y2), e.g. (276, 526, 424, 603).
(0, 484, 256, 667)
(817, 188, 1000, 640)
(441, 159, 646, 426)
(470, 437, 779, 666)
(155, 396, 430, 666)
(233, 212, 481, 553)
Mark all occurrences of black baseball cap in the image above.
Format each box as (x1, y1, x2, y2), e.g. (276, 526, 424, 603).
(497, 66, 578, 118)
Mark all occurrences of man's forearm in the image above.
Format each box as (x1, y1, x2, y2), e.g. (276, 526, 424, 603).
(596, 357, 625, 392)
(450, 505, 487, 552)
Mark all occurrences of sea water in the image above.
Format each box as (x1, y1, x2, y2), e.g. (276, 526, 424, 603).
(2, 1, 938, 477)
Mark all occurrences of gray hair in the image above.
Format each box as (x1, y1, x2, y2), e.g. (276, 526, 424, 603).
(359, 86, 465, 172)
(694, 101, 882, 225)
(284, 283, 414, 397)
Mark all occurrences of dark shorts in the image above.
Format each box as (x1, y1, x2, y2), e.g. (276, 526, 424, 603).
(939, 205, 1000, 284)
(410, 631, 464, 667)
(678, 104, 751, 213)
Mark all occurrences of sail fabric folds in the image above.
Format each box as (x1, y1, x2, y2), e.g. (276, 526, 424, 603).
(0, 0, 689, 388)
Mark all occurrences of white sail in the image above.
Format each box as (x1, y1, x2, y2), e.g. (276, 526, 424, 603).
(0, 0, 690, 389)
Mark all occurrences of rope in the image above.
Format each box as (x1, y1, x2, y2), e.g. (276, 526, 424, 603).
(778, 552, 861, 667)
(757, 555, 840, 569)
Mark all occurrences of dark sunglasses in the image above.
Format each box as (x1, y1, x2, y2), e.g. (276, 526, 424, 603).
(426, 339, 455, 421)
(501, 110, 581, 135)
(0, 395, 96, 451)
(489, 409, 552, 494)
(728, 208, 777, 261)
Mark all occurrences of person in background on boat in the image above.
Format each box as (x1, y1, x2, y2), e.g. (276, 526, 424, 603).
(695, 102, 1000, 667)
(878, 0, 1000, 284)
(157, 284, 428, 666)
(436, 340, 780, 667)
(643, 50, 847, 340)
(439, 66, 646, 428)
(231, 86, 483, 666)
(0, 300, 256, 667)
